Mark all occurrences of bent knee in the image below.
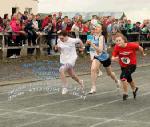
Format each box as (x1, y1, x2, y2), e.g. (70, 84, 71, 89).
(91, 67, 98, 73)
(107, 72, 112, 76)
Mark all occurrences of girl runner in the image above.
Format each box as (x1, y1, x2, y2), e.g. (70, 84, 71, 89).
(55, 30, 84, 94)
(112, 33, 146, 100)
(87, 28, 103, 77)
(86, 25, 121, 94)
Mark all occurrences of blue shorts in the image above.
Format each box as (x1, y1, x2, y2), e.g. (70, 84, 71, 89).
(94, 57, 111, 67)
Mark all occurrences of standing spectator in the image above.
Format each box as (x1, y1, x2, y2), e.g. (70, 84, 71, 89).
(21, 11, 28, 22)
(71, 21, 80, 38)
(66, 19, 72, 33)
(56, 19, 62, 31)
(132, 22, 141, 32)
(42, 15, 52, 29)
(62, 16, 68, 30)
(82, 21, 89, 34)
(3, 14, 9, 28)
(9, 14, 22, 58)
(24, 14, 37, 54)
(52, 14, 57, 32)
(125, 20, 133, 33)
(57, 12, 62, 19)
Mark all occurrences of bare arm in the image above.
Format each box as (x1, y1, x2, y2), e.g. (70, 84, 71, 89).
(138, 46, 146, 57)
(86, 36, 103, 54)
(54, 45, 61, 52)
(111, 56, 119, 62)
(78, 40, 85, 53)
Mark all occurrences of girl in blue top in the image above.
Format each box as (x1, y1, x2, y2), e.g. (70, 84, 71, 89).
(86, 25, 121, 94)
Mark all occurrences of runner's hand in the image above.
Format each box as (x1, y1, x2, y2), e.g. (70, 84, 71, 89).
(86, 40, 91, 45)
(142, 53, 147, 57)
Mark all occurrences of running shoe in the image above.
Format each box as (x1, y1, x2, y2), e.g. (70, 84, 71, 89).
(133, 87, 139, 99)
(123, 94, 128, 101)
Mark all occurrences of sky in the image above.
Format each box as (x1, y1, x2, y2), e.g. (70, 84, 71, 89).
(38, 0, 150, 22)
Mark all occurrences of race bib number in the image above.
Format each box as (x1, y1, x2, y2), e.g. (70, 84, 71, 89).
(121, 57, 130, 64)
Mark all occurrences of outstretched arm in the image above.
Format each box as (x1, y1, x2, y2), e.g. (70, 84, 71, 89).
(54, 45, 61, 52)
(111, 56, 119, 62)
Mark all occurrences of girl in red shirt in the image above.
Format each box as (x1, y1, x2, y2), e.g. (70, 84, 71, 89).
(112, 33, 146, 101)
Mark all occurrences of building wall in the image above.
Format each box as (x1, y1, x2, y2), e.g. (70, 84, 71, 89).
(0, 0, 38, 17)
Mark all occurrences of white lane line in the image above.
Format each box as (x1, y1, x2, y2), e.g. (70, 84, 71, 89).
(17, 110, 150, 125)
(15, 90, 150, 127)
(0, 67, 149, 105)
(0, 66, 149, 96)
(11, 75, 150, 112)
(0, 93, 50, 104)
(18, 110, 107, 120)
(90, 119, 113, 127)
(0, 89, 116, 117)
(89, 93, 150, 127)
(16, 116, 57, 127)
(17, 89, 117, 111)
(67, 90, 150, 115)
(0, 82, 149, 117)
(124, 106, 150, 117)
(1, 109, 150, 127)
(0, 75, 146, 104)
(89, 105, 150, 127)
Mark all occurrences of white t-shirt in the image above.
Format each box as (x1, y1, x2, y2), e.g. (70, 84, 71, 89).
(57, 37, 81, 66)
(32, 20, 39, 30)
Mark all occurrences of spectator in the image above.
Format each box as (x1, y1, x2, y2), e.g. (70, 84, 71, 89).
(132, 22, 141, 32)
(36, 14, 42, 31)
(57, 11, 62, 19)
(71, 21, 80, 38)
(42, 15, 52, 29)
(24, 14, 37, 54)
(62, 16, 68, 30)
(66, 19, 72, 32)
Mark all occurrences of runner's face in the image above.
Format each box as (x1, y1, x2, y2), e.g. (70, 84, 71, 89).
(115, 37, 125, 47)
(94, 26, 102, 34)
(59, 35, 67, 42)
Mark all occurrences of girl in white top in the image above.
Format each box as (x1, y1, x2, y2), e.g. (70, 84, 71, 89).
(55, 30, 84, 94)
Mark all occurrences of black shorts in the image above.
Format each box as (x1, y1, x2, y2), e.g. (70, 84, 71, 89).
(94, 57, 111, 67)
(120, 65, 136, 83)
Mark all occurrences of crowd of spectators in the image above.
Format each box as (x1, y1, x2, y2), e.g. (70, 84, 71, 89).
(0, 11, 150, 58)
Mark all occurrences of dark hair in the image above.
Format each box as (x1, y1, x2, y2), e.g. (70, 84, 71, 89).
(58, 30, 68, 37)
(48, 15, 52, 18)
(114, 33, 128, 43)
(4, 14, 8, 19)
(64, 16, 68, 18)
